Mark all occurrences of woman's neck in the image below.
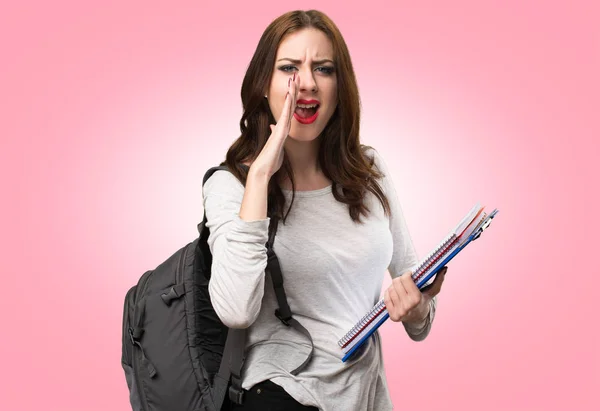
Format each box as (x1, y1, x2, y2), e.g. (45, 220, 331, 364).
(279, 137, 330, 190)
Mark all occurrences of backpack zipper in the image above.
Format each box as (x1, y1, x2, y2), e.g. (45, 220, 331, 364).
(129, 247, 187, 411)
(177, 244, 188, 285)
(122, 286, 137, 366)
(131, 338, 150, 411)
(131, 270, 153, 411)
(136, 270, 153, 300)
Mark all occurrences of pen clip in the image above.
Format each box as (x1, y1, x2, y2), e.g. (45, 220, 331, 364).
(471, 209, 498, 241)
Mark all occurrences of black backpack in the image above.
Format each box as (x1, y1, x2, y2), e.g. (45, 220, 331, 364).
(121, 165, 314, 411)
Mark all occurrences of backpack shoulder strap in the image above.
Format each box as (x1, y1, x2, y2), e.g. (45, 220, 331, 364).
(220, 218, 314, 407)
(197, 165, 231, 237)
(202, 164, 314, 406)
(203, 164, 231, 185)
(267, 216, 314, 375)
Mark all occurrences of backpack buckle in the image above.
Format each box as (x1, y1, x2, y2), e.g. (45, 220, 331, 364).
(129, 327, 143, 343)
(161, 284, 185, 306)
(275, 309, 292, 326)
(228, 386, 245, 404)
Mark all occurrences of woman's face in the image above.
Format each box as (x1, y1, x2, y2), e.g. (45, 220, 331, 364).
(266, 28, 338, 142)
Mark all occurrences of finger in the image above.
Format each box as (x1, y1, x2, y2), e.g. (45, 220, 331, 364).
(397, 272, 412, 295)
(399, 271, 423, 310)
(290, 72, 297, 103)
(389, 282, 402, 308)
(419, 267, 447, 292)
(383, 288, 394, 312)
(279, 88, 292, 127)
(424, 267, 447, 297)
(288, 74, 297, 125)
(433, 271, 446, 292)
(400, 270, 420, 295)
(293, 72, 299, 99)
(276, 87, 292, 136)
(388, 283, 404, 321)
(431, 266, 447, 289)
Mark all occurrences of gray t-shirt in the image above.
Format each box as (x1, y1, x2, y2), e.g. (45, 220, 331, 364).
(202, 147, 436, 410)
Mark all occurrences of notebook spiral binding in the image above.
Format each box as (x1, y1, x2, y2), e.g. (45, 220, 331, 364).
(412, 234, 457, 284)
(338, 300, 386, 347)
(337, 234, 457, 348)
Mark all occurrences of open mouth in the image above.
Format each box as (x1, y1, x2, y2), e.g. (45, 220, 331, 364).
(294, 103, 320, 124)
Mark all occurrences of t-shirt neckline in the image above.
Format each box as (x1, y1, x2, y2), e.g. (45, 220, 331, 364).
(281, 185, 333, 197)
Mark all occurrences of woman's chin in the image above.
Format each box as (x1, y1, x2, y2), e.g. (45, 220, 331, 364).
(288, 127, 322, 142)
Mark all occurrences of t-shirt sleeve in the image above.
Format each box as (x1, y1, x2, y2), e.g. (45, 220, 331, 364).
(368, 147, 437, 341)
(367, 147, 419, 277)
(202, 169, 270, 329)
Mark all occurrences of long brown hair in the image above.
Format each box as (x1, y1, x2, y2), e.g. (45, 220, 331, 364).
(223, 10, 390, 223)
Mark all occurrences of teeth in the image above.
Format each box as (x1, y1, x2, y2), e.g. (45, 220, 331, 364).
(297, 103, 318, 109)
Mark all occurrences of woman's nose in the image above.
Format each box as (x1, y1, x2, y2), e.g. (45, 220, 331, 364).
(298, 68, 317, 92)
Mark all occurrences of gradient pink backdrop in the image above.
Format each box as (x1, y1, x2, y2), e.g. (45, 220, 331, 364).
(2, 1, 598, 410)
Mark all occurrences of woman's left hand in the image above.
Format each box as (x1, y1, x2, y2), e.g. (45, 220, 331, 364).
(383, 266, 447, 324)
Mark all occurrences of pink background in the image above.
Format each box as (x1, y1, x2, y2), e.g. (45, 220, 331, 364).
(2, 1, 598, 410)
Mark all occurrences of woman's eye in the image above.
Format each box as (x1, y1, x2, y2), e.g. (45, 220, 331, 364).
(317, 66, 335, 75)
(278, 65, 335, 75)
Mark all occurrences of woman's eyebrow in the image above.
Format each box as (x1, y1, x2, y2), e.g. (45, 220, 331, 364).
(277, 58, 334, 65)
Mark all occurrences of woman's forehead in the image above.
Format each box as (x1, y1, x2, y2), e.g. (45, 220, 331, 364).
(276, 28, 334, 61)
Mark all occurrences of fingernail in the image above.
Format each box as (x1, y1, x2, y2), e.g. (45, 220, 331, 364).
(293, 72, 296, 81)
(288, 78, 291, 87)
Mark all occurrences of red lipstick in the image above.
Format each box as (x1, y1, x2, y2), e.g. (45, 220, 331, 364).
(293, 99, 320, 125)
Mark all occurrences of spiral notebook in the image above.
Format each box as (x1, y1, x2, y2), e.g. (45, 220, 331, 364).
(338, 203, 499, 362)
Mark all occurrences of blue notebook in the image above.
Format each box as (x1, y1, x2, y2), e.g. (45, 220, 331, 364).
(339, 203, 499, 362)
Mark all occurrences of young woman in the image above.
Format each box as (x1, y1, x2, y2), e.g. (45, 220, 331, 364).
(202, 9, 446, 411)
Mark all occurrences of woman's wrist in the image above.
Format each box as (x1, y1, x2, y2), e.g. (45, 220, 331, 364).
(239, 167, 271, 222)
(403, 295, 431, 328)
